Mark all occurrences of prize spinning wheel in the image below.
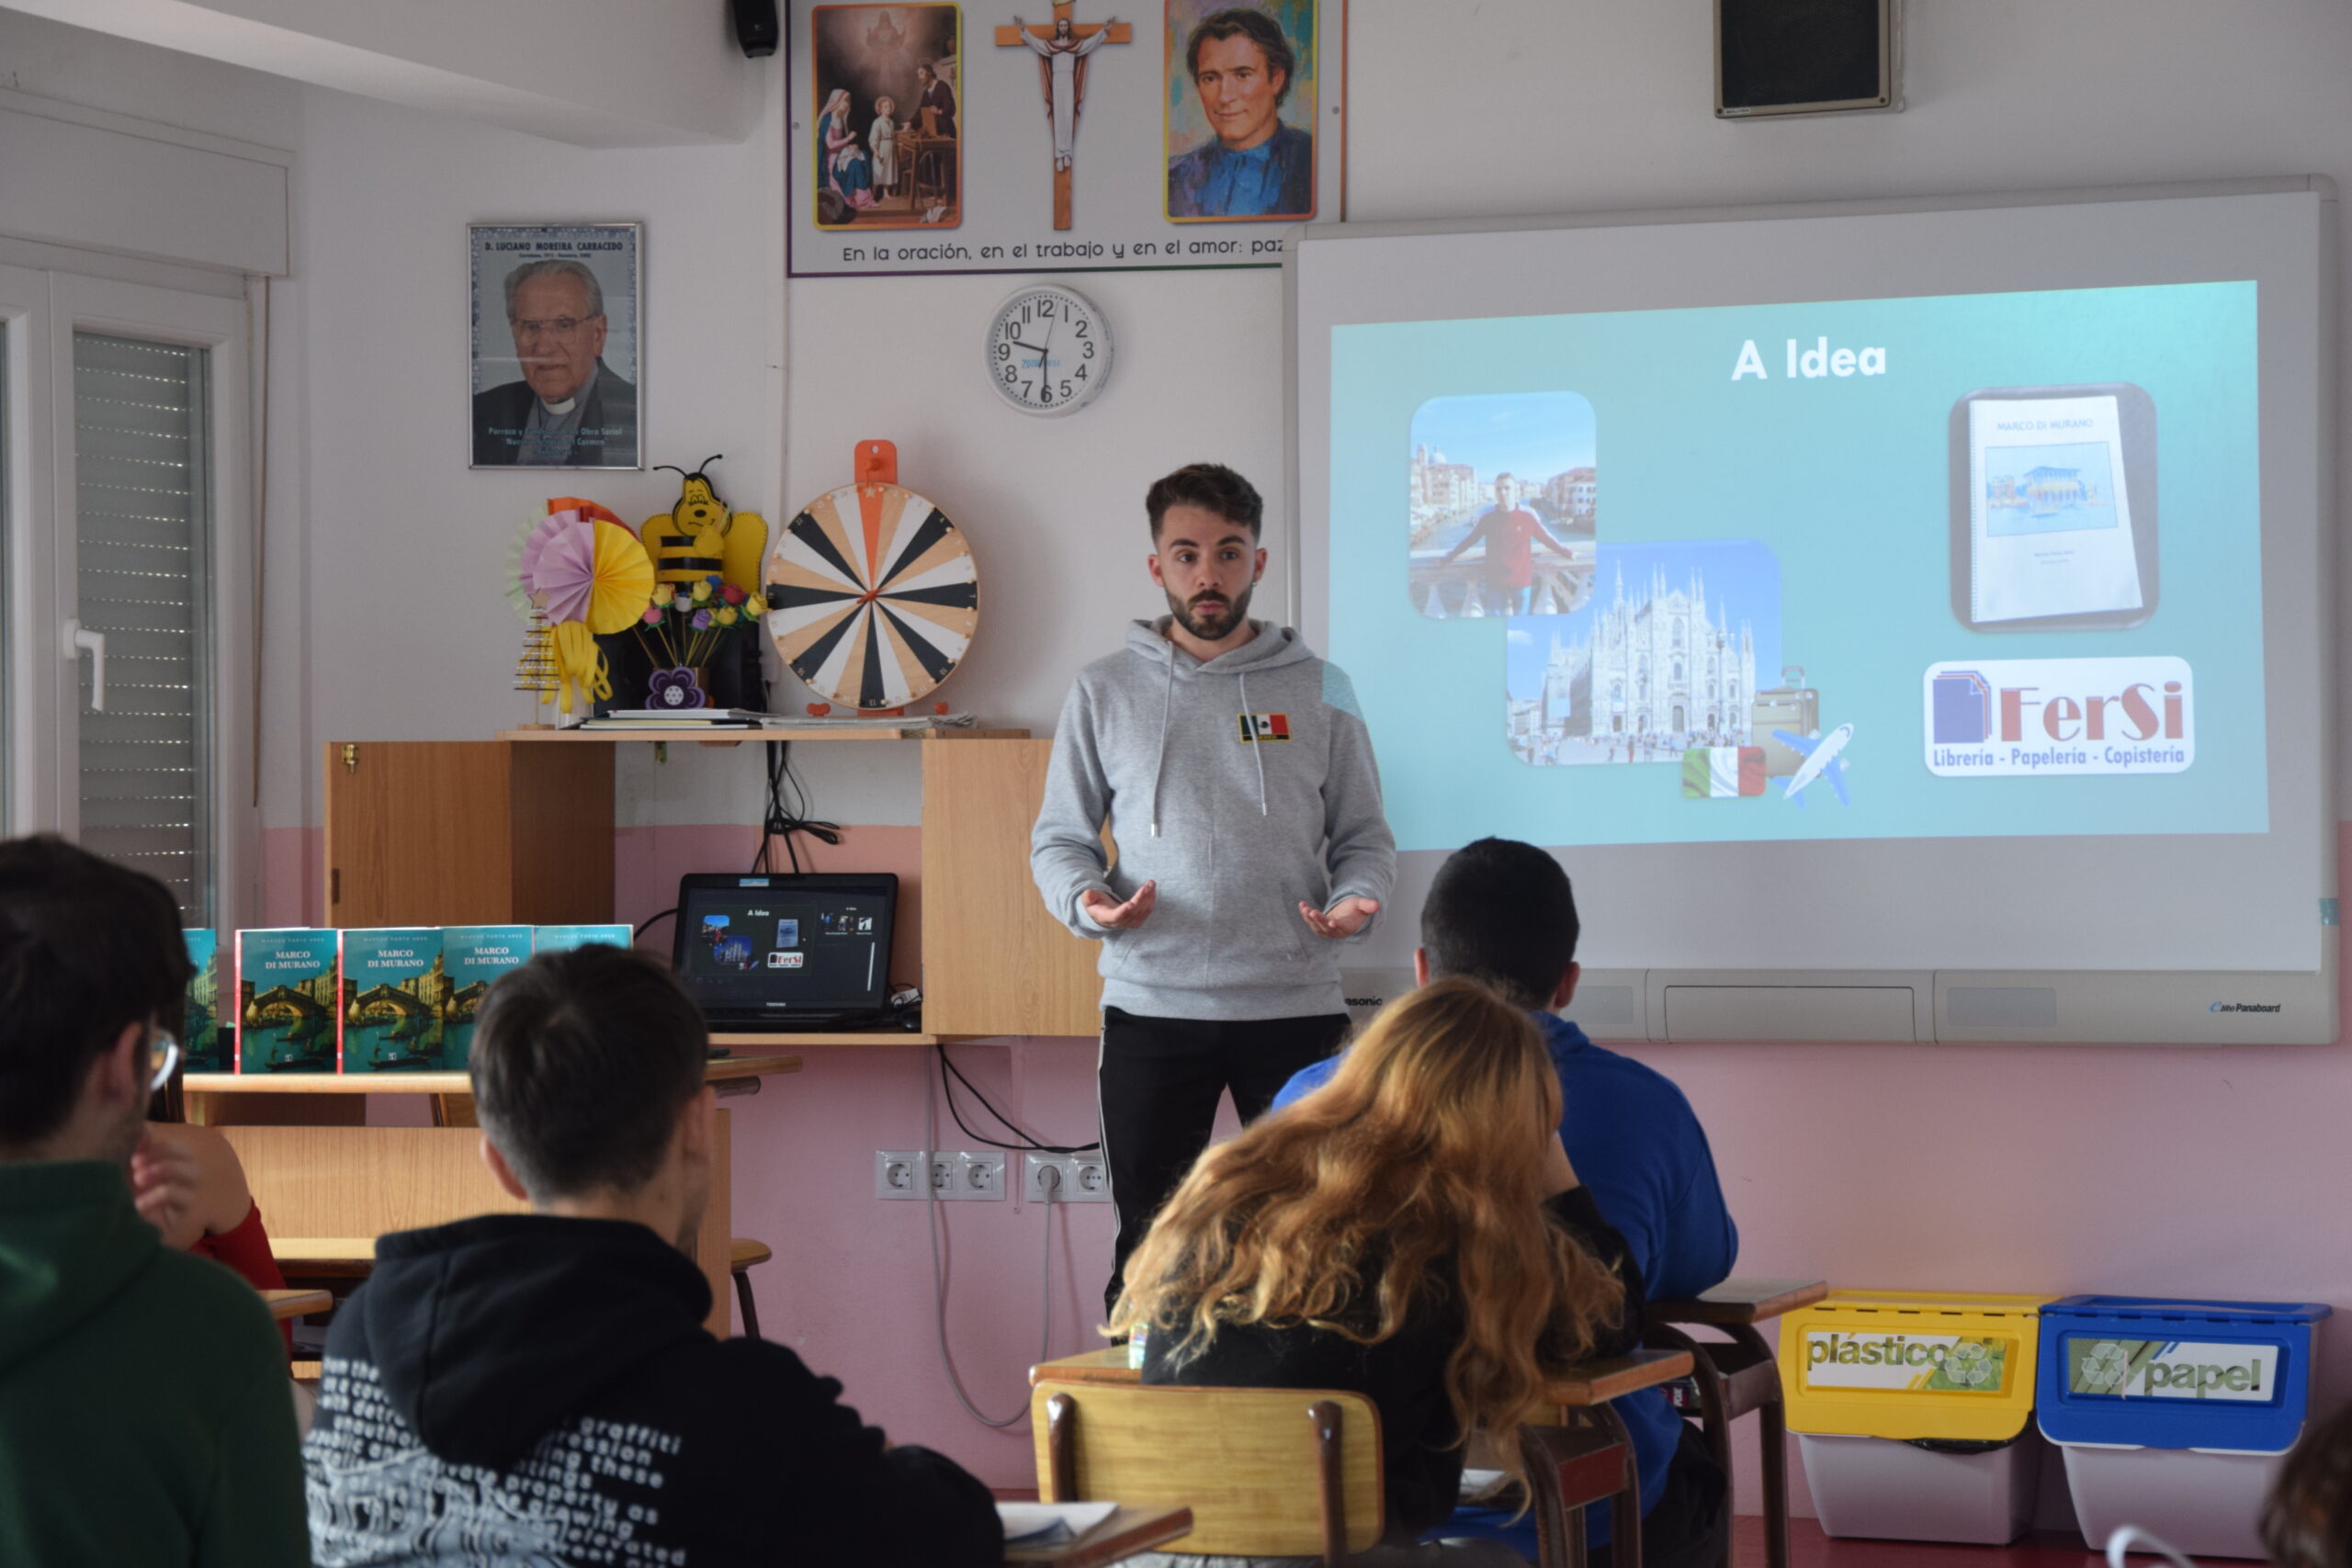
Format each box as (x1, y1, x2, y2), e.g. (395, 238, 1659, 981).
(765, 441, 979, 712)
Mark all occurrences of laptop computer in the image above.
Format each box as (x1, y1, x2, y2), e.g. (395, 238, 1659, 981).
(671, 872, 899, 1031)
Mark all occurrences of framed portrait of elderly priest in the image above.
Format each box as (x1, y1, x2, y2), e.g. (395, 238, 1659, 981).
(469, 222, 642, 469)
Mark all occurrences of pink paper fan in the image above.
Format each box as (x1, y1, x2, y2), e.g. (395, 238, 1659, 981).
(525, 518, 600, 625)
(516, 508, 585, 592)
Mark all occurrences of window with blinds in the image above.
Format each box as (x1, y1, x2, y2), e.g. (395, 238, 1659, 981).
(74, 332, 214, 924)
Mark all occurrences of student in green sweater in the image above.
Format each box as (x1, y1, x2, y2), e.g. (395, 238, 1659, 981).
(0, 835, 310, 1568)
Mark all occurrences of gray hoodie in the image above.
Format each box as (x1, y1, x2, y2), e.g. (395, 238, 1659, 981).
(1032, 618, 1396, 1021)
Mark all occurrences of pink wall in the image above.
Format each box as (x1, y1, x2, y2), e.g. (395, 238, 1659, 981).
(258, 819, 2350, 1500)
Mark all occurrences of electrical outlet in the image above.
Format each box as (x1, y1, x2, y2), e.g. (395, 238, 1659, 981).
(876, 1149, 925, 1199)
(950, 1151, 1007, 1201)
(876, 1150, 1006, 1201)
(1023, 1152, 1112, 1202)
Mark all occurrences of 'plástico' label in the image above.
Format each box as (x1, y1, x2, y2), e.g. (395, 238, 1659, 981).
(1803, 1331, 2012, 1393)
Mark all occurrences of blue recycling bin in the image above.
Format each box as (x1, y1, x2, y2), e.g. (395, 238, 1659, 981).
(2038, 1295, 2330, 1560)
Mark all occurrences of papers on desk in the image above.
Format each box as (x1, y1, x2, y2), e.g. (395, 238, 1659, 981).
(999, 1502, 1120, 1548)
(1458, 1469, 1511, 1504)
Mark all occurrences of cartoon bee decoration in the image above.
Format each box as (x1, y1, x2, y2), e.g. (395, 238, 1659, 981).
(643, 454, 768, 598)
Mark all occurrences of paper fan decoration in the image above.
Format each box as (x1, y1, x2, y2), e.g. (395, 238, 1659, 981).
(504, 515, 543, 623)
(520, 511, 656, 635)
(766, 476, 978, 711)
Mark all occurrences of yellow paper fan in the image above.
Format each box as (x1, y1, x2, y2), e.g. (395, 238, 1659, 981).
(585, 520, 657, 635)
(549, 619, 612, 716)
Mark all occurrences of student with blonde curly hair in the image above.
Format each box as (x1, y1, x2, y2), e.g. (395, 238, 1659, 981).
(1109, 976, 1638, 1566)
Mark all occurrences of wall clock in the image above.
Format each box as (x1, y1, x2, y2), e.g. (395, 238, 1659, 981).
(766, 441, 978, 712)
(985, 283, 1112, 417)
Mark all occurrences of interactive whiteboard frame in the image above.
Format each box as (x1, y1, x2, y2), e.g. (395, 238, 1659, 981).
(1289, 178, 2339, 1045)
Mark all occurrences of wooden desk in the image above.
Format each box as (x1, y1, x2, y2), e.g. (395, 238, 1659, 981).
(1539, 1348, 1692, 1411)
(262, 1288, 333, 1322)
(1646, 1278, 1828, 1327)
(209, 1058, 802, 1338)
(1645, 1279, 1826, 1568)
(1003, 1504, 1193, 1566)
(1028, 1345, 1693, 1410)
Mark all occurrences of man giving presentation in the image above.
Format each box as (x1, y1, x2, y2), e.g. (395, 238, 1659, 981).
(1032, 462, 1396, 1316)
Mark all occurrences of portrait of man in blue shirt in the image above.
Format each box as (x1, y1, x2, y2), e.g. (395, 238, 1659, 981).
(1166, 7, 1315, 220)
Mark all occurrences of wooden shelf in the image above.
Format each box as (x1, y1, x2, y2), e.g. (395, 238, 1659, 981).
(496, 726, 1030, 743)
(185, 1054, 803, 1096)
(709, 1031, 1015, 1048)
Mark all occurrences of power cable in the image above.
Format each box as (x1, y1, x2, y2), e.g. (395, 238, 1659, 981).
(935, 1043, 1100, 1155)
(926, 1060, 1055, 1427)
(752, 741, 839, 874)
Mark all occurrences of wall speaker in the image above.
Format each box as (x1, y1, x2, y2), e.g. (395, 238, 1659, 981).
(1715, 0, 1899, 118)
(732, 0, 780, 58)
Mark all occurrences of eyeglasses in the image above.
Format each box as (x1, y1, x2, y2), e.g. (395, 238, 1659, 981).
(512, 315, 598, 341)
(148, 1032, 181, 1094)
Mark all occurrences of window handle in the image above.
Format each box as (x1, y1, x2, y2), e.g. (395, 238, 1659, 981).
(64, 620, 106, 712)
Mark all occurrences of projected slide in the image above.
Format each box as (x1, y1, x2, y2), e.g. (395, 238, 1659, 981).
(1328, 280, 2265, 852)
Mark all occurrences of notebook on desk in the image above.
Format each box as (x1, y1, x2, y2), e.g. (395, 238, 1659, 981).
(672, 872, 898, 1031)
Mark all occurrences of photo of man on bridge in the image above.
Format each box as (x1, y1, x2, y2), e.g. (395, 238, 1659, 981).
(1407, 389, 1597, 619)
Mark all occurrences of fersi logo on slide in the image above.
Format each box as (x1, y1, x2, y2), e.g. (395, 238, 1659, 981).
(1924, 658, 2192, 777)
(1238, 713, 1292, 743)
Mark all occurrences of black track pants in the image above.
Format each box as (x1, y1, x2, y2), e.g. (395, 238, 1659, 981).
(1097, 1005, 1351, 1321)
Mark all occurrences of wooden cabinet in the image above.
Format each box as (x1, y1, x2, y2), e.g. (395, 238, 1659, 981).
(324, 734, 1099, 1040)
(921, 739, 1103, 1038)
(324, 741, 613, 927)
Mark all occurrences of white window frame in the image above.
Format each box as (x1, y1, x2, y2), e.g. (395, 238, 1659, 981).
(1, 266, 258, 929)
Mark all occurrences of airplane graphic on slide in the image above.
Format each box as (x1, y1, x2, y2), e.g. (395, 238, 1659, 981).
(1773, 724, 1853, 807)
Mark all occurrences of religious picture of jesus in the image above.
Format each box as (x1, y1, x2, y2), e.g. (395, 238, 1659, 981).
(1163, 0, 1317, 221)
(809, 5, 963, 231)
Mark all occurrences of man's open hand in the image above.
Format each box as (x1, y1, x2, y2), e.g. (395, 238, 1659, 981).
(1299, 896, 1379, 940)
(1080, 882, 1157, 930)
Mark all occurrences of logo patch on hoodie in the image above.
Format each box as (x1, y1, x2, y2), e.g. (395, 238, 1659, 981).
(1238, 712, 1292, 743)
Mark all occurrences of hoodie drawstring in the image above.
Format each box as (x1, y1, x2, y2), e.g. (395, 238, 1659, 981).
(1239, 670, 1267, 816)
(1149, 657, 1173, 836)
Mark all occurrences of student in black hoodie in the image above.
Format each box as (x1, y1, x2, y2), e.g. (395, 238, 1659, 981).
(302, 944, 1001, 1567)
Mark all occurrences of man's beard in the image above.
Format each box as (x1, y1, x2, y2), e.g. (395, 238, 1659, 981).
(1167, 581, 1254, 642)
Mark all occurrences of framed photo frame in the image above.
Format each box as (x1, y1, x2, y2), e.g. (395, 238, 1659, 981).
(1163, 0, 1321, 223)
(469, 222, 642, 470)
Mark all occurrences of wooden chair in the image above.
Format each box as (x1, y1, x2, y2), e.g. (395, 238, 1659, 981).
(729, 1237, 774, 1339)
(1032, 1381, 1383, 1564)
(1518, 1417, 1650, 1568)
(1032, 1380, 1634, 1568)
(1643, 1280, 1827, 1568)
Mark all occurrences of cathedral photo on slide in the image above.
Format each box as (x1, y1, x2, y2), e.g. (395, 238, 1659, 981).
(1507, 538, 1782, 767)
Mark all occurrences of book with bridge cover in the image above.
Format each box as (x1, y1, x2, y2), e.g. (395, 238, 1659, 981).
(442, 925, 534, 1073)
(182, 930, 228, 1073)
(339, 928, 449, 1074)
(234, 928, 341, 1075)
(533, 924, 634, 954)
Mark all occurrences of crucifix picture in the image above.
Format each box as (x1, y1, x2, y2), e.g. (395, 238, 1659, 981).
(996, 2, 1132, 230)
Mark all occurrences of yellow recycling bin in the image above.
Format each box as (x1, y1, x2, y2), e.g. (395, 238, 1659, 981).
(1780, 1289, 2055, 1544)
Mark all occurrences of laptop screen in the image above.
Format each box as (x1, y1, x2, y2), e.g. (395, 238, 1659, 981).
(672, 873, 897, 1023)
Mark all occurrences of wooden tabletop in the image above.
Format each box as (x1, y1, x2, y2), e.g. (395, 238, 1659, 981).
(273, 1238, 379, 1272)
(185, 1053, 803, 1098)
(1031, 1347, 1134, 1386)
(1540, 1348, 1692, 1406)
(1647, 1278, 1829, 1326)
(499, 726, 1030, 743)
(262, 1287, 333, 1321)
(1004, 1504, 1193, 1566)
(1030, 1345, 1694, 1408)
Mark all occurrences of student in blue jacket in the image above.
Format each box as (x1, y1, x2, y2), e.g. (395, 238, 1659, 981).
(1273, 838, 1738, 1568)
